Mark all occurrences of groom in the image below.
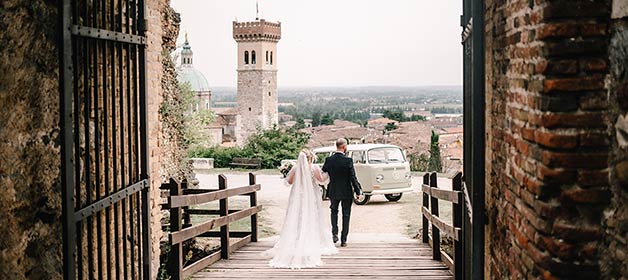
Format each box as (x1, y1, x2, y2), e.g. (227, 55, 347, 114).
(322, 138, 363, 247)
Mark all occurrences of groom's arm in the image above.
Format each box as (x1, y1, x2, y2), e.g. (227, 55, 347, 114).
(322, 157, 330, 173)
(348, 161, 362, 195)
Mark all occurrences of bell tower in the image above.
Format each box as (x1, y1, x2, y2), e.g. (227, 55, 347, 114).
(233, 18, 281, 146)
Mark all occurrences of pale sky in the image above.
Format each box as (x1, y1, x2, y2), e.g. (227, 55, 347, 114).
(170, 0, 463, 87)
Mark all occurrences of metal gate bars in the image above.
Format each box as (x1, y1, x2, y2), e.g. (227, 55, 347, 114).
(60, 0, 151, 279)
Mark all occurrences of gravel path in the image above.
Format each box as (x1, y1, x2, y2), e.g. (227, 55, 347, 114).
(194, 170, 453, 240)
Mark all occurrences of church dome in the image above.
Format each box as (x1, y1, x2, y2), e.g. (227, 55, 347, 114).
(177, 34, 211, 92)
(177, 67, 211, 92)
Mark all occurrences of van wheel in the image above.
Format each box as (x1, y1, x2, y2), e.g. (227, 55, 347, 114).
(354, 194, 371, 205)
(385, 193, 403, 202)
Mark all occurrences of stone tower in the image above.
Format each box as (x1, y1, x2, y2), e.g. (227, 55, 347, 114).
(233, 19, 281, 146)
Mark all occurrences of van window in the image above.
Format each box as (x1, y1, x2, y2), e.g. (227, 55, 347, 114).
(350, 151, 366, 164)
(368, 148, 405, 164)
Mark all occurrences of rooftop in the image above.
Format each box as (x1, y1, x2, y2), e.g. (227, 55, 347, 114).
(233, 19, 281, 42)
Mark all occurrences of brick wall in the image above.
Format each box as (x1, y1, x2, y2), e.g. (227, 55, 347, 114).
(484, 0, 622, 278)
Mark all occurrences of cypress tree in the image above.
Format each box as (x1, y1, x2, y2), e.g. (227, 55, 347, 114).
(428, 131, 442, 172)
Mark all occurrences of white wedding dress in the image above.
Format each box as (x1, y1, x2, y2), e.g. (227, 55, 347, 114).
(264, 152, 338, 269)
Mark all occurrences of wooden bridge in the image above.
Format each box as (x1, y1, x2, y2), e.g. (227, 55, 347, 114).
(192, 238, 452, 280)
(164, 172, 468, 280)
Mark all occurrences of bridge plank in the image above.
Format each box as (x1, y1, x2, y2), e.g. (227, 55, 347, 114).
(192, 239, 453, 279)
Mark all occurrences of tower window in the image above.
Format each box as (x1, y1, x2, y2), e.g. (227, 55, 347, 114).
(251, 51, 256, 64)
(268, 92, 271, 96)
(270, 51, 273, 65)
(244, 51, 249, 64)
(249, 107, 252, 111)
(266, 51, 269, 63)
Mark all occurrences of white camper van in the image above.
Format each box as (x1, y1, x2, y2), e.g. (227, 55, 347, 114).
(313, 144, 413, 205)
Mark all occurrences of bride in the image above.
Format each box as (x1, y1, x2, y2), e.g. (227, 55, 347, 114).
(265, 149, 338, 269)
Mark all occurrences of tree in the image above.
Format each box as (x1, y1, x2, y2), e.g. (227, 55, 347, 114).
(244, 126, 310, 168)
(312, 111, 321, 127)
(184, 109, 215, 148)
(295, 117, 305, 129)
(428, 131, 442, 172)
(384, 122, 398, 133)
(410, 114, 426, 121)
(383, 109, 402, 121)
(320, 114, 333, 125)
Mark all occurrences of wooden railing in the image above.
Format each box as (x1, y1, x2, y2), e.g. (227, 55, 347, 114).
(162, 173, 261, 280)
(422, 172, 464, 279)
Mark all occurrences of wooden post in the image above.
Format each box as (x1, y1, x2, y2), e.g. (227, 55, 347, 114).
(452, 172, 463, 279)
(168, 178, 183, 280)
(430, 172, 441, 261)
(422, 173, 430, 244)
(249, 173, 258, 242)
(182, 179, 191, 227)
(219, 174, 230, 259)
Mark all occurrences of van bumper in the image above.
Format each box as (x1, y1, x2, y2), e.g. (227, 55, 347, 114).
(367, 185, 414, 195)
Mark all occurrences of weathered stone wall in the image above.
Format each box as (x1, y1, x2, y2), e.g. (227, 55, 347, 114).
(157, 2, 190, 183)
(0, 1, 62, 279)
(484, 0, 627, 278)
(601, 0, 628, 277)
(146, 0, 191, 275)
(0, 0, 184, 278)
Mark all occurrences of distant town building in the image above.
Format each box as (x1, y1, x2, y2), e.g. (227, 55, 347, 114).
(302, 120, 377, 148)
(177, 34, 211, 112)
(367, 117, 399, 131)
(233, 18, 282, 146)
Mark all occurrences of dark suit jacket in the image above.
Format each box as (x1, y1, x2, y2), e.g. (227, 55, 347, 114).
(322, 152, 362, 200)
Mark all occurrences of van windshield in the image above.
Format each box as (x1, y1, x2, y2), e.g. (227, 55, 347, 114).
(367, 148, 405, 164)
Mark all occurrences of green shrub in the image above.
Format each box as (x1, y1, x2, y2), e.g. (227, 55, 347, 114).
(188, 126, 309, 169)
(188, 146, 252, 168)
(409, 153, 429, 172)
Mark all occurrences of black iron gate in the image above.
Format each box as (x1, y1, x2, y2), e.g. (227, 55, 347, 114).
(461, 0, 485, 279)
(60, 0, 151, 279)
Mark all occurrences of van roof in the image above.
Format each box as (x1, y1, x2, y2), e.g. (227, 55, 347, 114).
(313, 144, 402, 153)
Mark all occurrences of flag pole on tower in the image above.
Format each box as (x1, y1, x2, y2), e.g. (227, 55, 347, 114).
(256, 1, 259, 20)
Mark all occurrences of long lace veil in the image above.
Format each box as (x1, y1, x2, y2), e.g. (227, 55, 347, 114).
(265, 151, 337, 268)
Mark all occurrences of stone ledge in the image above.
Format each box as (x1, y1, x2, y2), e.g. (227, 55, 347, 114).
(189, 157, 214, 170)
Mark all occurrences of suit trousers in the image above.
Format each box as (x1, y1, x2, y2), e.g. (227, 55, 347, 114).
(330, 198, 353, 243)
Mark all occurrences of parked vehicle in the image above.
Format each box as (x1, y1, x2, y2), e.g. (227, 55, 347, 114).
(313, 144, 413, 205)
